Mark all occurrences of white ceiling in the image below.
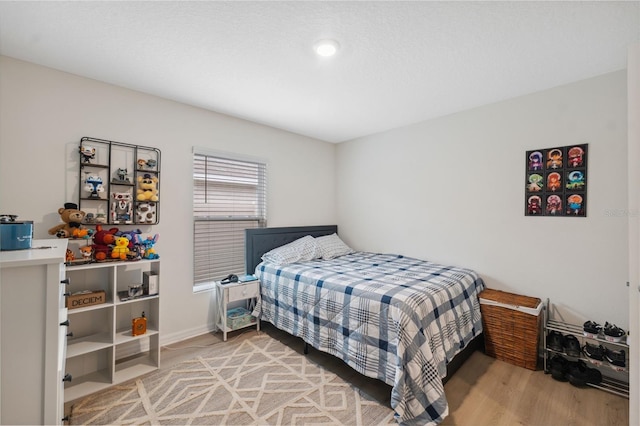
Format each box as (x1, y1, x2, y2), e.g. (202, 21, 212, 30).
(1, 1, 639, 143)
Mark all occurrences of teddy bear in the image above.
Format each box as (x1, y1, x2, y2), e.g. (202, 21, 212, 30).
(48, 202, 88, 238)
(137, 173, 159, 202)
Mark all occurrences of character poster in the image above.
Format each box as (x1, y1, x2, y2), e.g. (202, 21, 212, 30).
(525, 144, 587, 217)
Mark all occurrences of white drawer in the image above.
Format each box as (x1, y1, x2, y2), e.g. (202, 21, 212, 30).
(227, 281, 260, 302)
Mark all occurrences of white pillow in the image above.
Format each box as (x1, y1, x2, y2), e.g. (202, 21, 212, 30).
(316, 233, 354, 260)
(261, 235, 319, 265)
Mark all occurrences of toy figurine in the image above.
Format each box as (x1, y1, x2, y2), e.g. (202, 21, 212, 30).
(146, 159, 157, 170)
(84, 212, 95, 224)
(80, 145, 96, 163)
(79, 245, 93, 261)
(111, 192, 133, 224)
(85, 175, 105, 199)
(113, 168, 130, 183)
(137, 159, 147, 169)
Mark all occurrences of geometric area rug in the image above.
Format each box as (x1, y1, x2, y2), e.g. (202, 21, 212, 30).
(69, 334, 396, 425)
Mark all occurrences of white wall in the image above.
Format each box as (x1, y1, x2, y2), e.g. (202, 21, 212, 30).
(0, 56, 337, 343)
(337, 71, 629, 327)
(0, 54, 630, 338)
(627, 43, 639, 426)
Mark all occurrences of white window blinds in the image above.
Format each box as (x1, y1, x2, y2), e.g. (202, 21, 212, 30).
(193, 153, 266, 285)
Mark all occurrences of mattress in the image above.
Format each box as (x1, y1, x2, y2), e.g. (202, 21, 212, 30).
(253, 251, 485, 425)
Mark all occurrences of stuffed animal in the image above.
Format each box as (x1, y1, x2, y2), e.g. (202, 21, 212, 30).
(136, 202, 157, 224)
(92, 224, 119, 260)
(117, 229, 142, 249)
(48, 203, 87, 238)
(111, 236, 130, 260)
(141, 234, 159, 259)
(137, 174, 159, 202)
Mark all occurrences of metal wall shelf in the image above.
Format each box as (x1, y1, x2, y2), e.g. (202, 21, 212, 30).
(78, 137, 160, 225)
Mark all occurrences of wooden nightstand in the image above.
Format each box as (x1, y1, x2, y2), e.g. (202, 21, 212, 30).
(215, 279, 260, 341)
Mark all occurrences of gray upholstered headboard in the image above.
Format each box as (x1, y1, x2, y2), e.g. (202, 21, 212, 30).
(245, 225, 338, 274)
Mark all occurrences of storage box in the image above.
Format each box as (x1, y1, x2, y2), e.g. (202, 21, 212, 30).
(479, 288, 542, 370)
(226, 307, 256, 330)
(67, 290, 106, 310)
(143, 271, 158, 295)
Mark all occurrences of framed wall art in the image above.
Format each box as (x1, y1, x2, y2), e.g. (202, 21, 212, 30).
(525, 143, 588, 217)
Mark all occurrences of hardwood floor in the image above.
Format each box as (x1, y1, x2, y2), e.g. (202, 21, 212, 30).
(162, 323, 628, 425)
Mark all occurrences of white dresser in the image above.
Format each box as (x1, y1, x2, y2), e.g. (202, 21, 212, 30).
(0, 239, 68, 425)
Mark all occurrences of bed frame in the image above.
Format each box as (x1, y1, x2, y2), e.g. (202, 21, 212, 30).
(244, 224, 482, 383)
(245, 225, 337, 274)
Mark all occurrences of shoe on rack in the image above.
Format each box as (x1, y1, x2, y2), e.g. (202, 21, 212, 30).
(549, 355, 569, 382)
(563, 334, 581, 357)
(583, 342, 605, 361)
(583, 320, 602, 336)
(604, 347, 626, 368)
(567, 359, 590, 387)
(546, 330, 564, 352)
(586, 365, 602, 385)
(603, 322, 626, 343)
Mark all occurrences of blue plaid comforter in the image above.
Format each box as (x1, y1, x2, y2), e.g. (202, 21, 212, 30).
(253, 252, 485, 425)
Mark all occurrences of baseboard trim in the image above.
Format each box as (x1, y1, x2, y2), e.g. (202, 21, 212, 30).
(160, 322, 218, 347)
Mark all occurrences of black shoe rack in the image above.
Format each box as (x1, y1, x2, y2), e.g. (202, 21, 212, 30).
(543, 299, 629, 398)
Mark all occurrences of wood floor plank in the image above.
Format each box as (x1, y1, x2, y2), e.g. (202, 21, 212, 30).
(152, 324, 630, 425)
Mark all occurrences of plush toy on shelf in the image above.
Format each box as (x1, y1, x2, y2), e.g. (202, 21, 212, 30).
(136, 202, 157, 224)
(111, 236, 130, 260)
(48, 202, 89, 238)
(92, 224, 118, 261)
(137, 174, 159, 202)
(141, 234, 159, 259)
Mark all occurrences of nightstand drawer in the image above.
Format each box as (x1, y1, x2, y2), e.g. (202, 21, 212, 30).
(228, 281, 260, 302)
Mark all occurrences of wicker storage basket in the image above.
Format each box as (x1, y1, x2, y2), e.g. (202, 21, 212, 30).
(479, 288, 542, 370)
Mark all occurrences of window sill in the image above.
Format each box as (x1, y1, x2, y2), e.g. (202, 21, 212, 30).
(193, 282, 215, 293)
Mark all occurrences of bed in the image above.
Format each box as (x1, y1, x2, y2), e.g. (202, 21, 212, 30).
(245, 225, 485, 425)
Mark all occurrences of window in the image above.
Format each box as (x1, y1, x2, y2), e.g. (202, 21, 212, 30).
(193, 152, 266, 289)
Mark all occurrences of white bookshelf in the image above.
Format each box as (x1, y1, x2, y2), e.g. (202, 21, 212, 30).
(63, 259, 160, 402)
